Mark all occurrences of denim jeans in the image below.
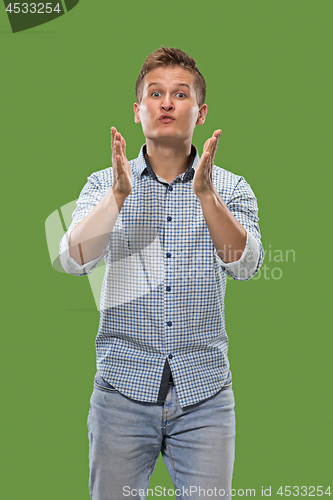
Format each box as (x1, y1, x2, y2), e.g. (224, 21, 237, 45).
(88, 373, 235, 500)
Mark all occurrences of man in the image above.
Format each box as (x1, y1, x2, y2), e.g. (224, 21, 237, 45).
(60, 46, 264, 500)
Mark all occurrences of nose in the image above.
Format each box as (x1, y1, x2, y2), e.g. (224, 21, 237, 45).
(161, 93, 174, 112)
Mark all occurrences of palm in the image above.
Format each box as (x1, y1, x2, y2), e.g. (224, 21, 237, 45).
(193, 130, 221, 196)
(111, 127, 132, 197)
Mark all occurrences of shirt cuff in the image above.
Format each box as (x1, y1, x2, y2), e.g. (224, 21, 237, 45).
(59, 230, 104, 276)
(214, 231, 260, 280)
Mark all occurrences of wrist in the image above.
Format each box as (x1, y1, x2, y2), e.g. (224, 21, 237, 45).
(196, 186, 220, 205)
(108, 188, 128, 211)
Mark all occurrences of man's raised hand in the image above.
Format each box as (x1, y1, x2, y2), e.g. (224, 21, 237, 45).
(111, 127, 132, 199)
(193, 129, 222, 197)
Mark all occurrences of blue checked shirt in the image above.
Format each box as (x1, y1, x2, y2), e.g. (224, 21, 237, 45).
(60, 145, 264, 407)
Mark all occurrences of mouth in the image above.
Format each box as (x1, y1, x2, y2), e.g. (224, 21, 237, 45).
(159, 115, 175, 124)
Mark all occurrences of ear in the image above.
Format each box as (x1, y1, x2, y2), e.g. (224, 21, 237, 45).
(196, 104, 207, 125)
(134, 103, 141, 124)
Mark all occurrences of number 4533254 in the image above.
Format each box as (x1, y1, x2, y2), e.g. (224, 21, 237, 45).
(6, 3, 62, 14)
(277, 486, 331, 496)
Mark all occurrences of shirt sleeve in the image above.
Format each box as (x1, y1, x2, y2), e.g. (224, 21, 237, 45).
(214, 174, 264, 280)
(59, 229, 105, 276)
(59, 170, 112, 276)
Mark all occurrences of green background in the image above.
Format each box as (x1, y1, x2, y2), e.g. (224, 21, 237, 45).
(1, 1, 332, 498)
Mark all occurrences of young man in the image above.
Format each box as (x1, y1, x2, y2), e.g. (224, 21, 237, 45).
(60, 47, 264, 500)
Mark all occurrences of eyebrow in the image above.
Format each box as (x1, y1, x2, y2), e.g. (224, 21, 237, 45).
(147, 82, 191, 89)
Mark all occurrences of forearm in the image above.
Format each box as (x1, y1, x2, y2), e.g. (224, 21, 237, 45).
(69, 189, 127, 265)
(198, 188, 247, 263)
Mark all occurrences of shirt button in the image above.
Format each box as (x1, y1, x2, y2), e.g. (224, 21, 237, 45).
(167, 321, 172, 327)
(166, 286, 171, 292)
(168, 353, 173, 359)
(167, 216, 172, 222)
(166, 253, 171, 258)
(168, 186, 173, 191)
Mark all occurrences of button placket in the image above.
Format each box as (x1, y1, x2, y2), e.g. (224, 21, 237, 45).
(164, 182, 175, 354)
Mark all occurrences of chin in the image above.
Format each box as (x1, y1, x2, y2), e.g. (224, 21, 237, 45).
(145, 130, 178, 140)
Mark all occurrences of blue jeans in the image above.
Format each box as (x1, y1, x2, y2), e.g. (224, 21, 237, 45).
(88, 373, 235, 500)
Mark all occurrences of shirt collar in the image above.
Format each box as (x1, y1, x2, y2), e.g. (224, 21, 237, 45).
(135, 144, 200, 182)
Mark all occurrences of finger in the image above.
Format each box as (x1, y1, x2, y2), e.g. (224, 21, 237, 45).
(203, 150, 211, 162)
(111, 129, 118, 167)
(114, 131, 122, 152)
(111, 127, 117, 149)
(212, 129, 221, 152)
(203, 139, 211, 152)
(203, 136, 215, 155)
(198, 150, 211, 168)
(204, 136, 211, 148)
(115, 139, 122, 160)
(206, 136, 217, 155)
(114, 133, 121, 156)
(211, 137, 219, 159)
(121, 136, 126, 158)
(213, 129, 221, 149)
(201, 138, 216, 174)
(210, 130, 221, 161)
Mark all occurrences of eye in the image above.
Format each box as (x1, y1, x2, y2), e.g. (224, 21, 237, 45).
(176, 92, 186, 98)
(152, 91, 161, 97)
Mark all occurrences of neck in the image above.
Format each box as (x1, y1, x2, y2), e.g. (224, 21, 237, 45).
(145, 138, 193, 183)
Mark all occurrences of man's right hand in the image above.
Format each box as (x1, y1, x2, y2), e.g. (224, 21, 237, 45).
(111, 127, 132, 198)
(68, 128, 132, 266)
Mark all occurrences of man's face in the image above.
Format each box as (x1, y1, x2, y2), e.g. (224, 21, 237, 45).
(134, 66, 207, 144)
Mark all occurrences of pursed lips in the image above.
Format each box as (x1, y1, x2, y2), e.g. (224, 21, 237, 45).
(159, 115, 175, 123)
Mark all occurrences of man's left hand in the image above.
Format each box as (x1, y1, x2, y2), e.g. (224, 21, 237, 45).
(193, 129, 222, 197)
